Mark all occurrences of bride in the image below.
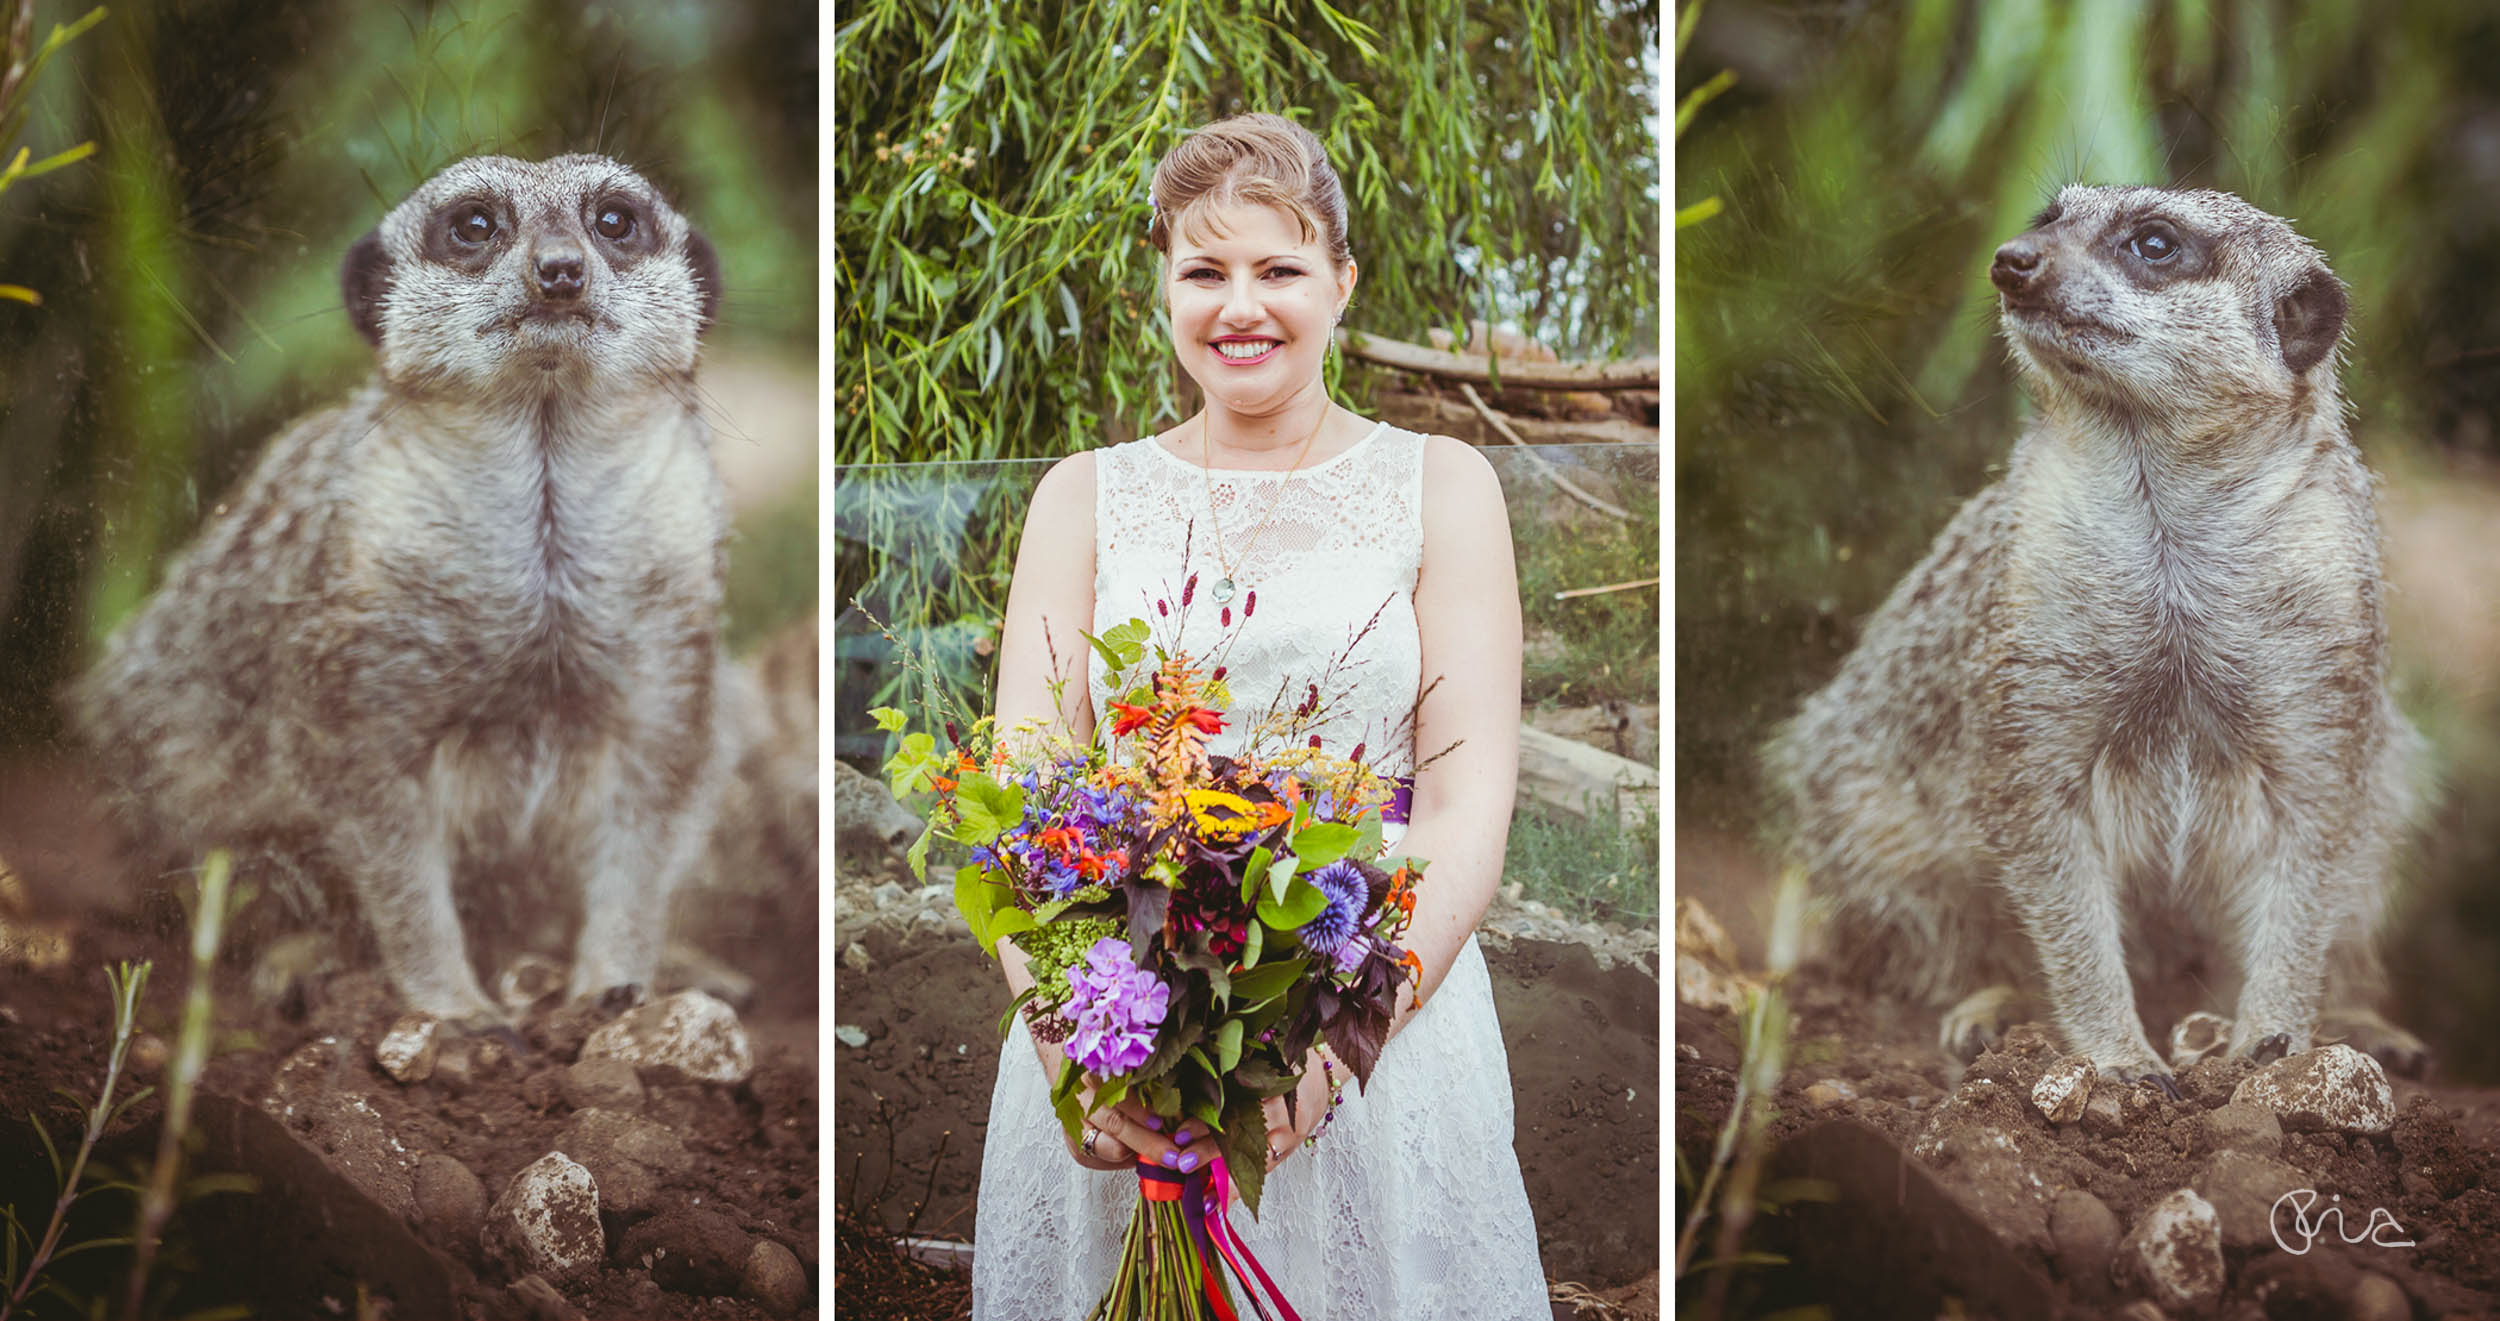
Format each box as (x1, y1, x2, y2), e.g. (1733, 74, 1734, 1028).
(969, 113, 1549, 1319)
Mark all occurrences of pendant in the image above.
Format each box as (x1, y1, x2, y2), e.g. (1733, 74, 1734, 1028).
(1212, 577, 1238, 605)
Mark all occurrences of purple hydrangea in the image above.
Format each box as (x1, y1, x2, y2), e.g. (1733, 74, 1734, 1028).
(1061, 937, 1169, 1077)
(1296, 861, 1369, 959)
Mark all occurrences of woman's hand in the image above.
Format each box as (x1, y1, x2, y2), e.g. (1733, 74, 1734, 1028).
(1066, 1084, 1214, 1174)
(1259, 1049, 1335, 1172)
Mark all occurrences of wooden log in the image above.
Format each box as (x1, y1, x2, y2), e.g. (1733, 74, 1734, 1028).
(1379, 390, 1657, 447)
(1515, 722, 1660, 829)
(1340, 329, 1661, 390)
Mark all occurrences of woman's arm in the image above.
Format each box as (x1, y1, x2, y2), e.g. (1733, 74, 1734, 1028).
(1382, 435, 1523, 1030)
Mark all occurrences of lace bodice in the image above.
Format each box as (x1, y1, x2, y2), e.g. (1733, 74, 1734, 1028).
(1090, 422, 1426, 777)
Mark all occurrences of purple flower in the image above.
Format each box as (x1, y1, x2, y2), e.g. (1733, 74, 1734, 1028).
(1061, 938, 1169, 1077)
(1296, 861, 1368, 958)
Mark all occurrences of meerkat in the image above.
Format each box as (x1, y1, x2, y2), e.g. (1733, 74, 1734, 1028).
(74, 154, 731, 1026)
(1766, 184, 2429, 1089)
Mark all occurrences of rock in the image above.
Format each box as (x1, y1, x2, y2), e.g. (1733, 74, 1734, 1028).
(1802, 1080, 1856, 1112)
(2046, 1188, 2121, 1294)
(374, 1014, 441, 1084)
(743, 1238, 808, 1314)
(2349, 1272, 2410, 1321)
(580, 990, 755, 1085)
(510, 1273, 584, 1321)
(2204, 1100, 2285, 1158)
(834, 1024, 870, 1049)
(840, 941, 873, 973)
(433, 1038, 475, 1093)
(293, 1092, 419, 1220)
(2168, 1011, 2232, 1070)
(833, 757, 924, 853)
(489, 1153, 603, 1281)
(553, 1107, 689, 1216)
(870, 880, 908, 908)
(128, 1033, 168, 1076)
(414, 1153, 487, 1252)
(2121, 1188, 2224, 1316)
(521, 1068, 567, 1112)
(2112, 1303, 2168, 1321)
(561, 1058, 646, 1113)
(619, 1208, 751, 1295)
(2228, 1045, 2395, 1135)
(2032, 1056, 2094, 1125)
(2082, 1085, 2130, 1137)
(496, 953, 568, 1014)
(2191, 1150, 2308, 1251)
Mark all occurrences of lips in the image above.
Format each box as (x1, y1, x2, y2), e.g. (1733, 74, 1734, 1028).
(1211, 338, 1280, 366)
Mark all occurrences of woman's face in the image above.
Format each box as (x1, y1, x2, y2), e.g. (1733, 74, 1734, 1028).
(1164, 201, 1356, 419)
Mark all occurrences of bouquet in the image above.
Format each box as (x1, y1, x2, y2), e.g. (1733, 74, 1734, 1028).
(874, 585, 1426, 1320)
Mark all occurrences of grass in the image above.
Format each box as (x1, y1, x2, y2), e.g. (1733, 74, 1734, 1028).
(1514, 480, 1661, 709)
(1503, 798, 1660, 930)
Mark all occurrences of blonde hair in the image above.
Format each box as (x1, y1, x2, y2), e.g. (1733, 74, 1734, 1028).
(1147, 113, 1352, 268)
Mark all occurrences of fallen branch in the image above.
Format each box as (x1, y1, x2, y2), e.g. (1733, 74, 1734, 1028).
(1340, 330, 1659, 389)
(1554, 577, 1659, 601)
(1458, 383, 1632, 521)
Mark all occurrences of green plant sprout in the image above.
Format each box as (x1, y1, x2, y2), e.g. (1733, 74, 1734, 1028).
(0, 959, 151, 1321)
(0, 2, 106, 306)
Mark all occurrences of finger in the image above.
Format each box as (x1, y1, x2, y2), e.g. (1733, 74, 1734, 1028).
(1105, 1105, 1205, 1173)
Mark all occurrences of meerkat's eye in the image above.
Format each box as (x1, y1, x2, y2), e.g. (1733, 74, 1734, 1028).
(450, 205, 497, 246)
(594, 203, 638, 242)
(2129, 225, 2180, 264)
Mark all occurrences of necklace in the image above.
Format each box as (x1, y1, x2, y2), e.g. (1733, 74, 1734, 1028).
(1198, 403, 1331, 606)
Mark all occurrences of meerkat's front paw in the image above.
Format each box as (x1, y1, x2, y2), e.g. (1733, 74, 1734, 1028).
(1937, 984, 2024, 1061)
(2167, 1011, 2233, 1070)
(2318, 1009, 2433, 1079)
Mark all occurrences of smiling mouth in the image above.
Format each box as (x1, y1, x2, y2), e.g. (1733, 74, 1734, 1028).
(1212, 339, 1280, 363)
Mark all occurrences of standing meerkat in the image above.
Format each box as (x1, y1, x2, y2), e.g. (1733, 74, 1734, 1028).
(74, 154, 731, 1025)
(1767, 184, 2428, 1089)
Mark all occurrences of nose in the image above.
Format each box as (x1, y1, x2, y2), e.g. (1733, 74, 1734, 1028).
(1219, 271, 1261, 322)
(1991, 237, 2043, 294)
(533, 241, 586, 300)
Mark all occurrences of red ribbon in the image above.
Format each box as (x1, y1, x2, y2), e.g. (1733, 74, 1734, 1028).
(1132, 1157, 1301, 1321)
(1203, 1157, 1301, 1321)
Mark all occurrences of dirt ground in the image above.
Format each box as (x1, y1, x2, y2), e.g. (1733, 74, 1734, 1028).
(832, 908, 1663, 1317)
(0, 753, 820, 1320)
(1674, 958, 2500, 1320)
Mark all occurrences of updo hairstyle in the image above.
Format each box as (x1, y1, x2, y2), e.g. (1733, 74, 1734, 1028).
(1146, 113, 1353, 269)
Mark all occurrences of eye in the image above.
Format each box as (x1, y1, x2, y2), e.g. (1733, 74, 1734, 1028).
(594, 203, 638, 241)
(2029, 201, 2063, 230)
(2129, 225, 2179, 264)
(1261, 265, 1305, 281)
(450, 204, 497, 245)
(1181, 268, 1221, 283)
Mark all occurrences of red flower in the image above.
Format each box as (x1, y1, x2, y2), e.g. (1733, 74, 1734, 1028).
(1182, 706, 1225, 735)
(1109, 701, 1154, 735)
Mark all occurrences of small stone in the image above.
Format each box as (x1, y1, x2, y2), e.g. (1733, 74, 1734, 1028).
(496, 954, 568, 1014)
(579, 990, 755, 1085)
(510, 1273, 583, 1321)
(488, 1153, 603, 1281)
(1803, 1080, 1855, 1112)
(556, 1108, 692, 1175)
(2082, 1085, 2129, 1136)
(2047, 1188, 2120, 1293)
(2032, 1056, 2095, 1125)
(2349, 1272, 2410, 1321)
(2191, 1150, 2308, 1251)
(743, 1238, 808, 1314)
(840, 941, 873, 973)
(2122, 1188, 2224, 1316)
(129, 1033, 169, 1076)
(375, 1014, 441, 1084)
(414, 1153, 487, 1252)
(619, 1208, 750, 1295)
(870, 880, 907, 908)
(2112, 1303, 2168, 1321)
(2204, 1100, 2284, 1158)
(433, 1039, 475, 1093)
(520, 1068, 566, 1113)
(2229, 1045, 2395, 1135)
(834, 1024, 870, 1050)
(471, 1032, 515, 1077)
(2168, 1011, 2233, 1070)
(560, 1058, 646, 1113)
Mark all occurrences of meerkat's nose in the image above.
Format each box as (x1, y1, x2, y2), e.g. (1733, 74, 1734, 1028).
(1991, 238, 2044, 294)
(533, 243, 587, 300)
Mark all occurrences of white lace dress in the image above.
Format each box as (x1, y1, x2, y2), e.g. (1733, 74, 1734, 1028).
(970, 422, 1549, 1319)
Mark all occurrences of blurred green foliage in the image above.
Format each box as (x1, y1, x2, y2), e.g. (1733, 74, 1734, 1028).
(0, 0, 816, 747)
(1677, 0, 2500, 1079)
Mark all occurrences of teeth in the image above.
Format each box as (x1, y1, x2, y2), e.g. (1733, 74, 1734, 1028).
(1215, 341, 1275, 359)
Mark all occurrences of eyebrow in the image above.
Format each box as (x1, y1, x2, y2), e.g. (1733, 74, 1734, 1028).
(1176, 253, 1308, 267)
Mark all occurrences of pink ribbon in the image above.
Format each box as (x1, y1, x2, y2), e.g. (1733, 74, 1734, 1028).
(1200, 1157, 1302, 1321)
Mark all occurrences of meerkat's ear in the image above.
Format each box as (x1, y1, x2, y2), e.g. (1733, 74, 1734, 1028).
(341, 230, 392, 348)
(2275, 266, 2346, 376)
(685, 229, 722, 332)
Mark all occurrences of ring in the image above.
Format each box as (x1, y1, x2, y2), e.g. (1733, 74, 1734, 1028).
(1082, 1126, 1104, 1158)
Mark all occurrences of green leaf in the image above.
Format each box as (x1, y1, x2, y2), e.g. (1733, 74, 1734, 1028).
(907, 829, 932, 883)
(1216, 1018, 1244, 1074)
(1241, 845, 1273, 903)
(1224, 958, 1306, 1010)
(1256, 877, 1330, 931)
(1289, 822, 1358, 869)
(1080, 627, 1125, 675)
(998, 985, 1039, 1039)
(954, 864, 1009, 951)
(1266, 851, 1300, 905)
(952, 771, 1027, 846)
(1354, 809, 1383, 860)
(1239, 919, 1263, 969)
(868, 706, 908, 733)
(987, 908, 1037, 944)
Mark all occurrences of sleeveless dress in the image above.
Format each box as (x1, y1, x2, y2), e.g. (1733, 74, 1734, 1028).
(970, 422, 1550, 1320)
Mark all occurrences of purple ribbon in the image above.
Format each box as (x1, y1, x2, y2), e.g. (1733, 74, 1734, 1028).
(1202, 1157, 1301, 1321)
(1383, 774, 1414, 825)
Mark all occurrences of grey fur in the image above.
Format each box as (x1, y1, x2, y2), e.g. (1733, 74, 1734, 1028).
(1766, 185, 2426, 1083)
(74, 155, 731, 1024)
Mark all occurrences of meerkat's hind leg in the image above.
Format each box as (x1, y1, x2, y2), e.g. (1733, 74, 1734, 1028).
(336, 809, 508, 1027)
(2317, 1007, 2431, 1078)
(1937, 984, 2025, 1061)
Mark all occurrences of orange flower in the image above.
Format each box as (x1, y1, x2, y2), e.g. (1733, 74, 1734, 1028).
(1397, 949, 1423, 982)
